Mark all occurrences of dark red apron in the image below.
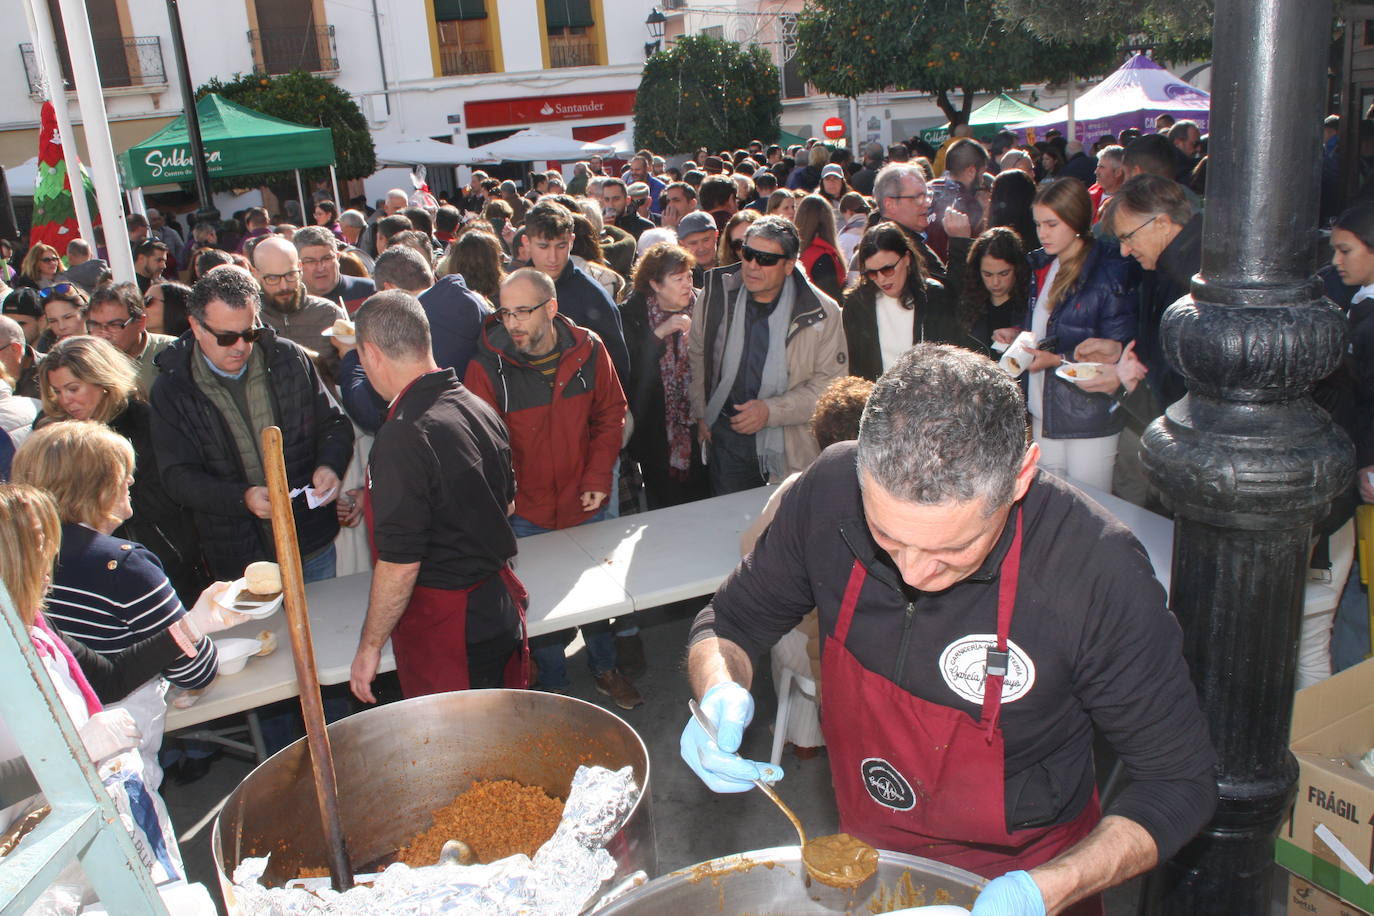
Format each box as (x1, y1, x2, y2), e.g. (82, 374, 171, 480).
(362, 372, 530, 697)
(820, 514, 1103, 915)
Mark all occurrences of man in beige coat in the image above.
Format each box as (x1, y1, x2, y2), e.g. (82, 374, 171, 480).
(687, 215, 848, 494)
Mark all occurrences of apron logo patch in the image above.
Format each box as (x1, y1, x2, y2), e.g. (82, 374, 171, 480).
(860, 757, 916, 811)
(938, 634, 1036, 705)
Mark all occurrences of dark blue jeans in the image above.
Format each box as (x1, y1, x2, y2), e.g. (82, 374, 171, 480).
(512, 508, 617, 687)
(708, 417, 767, 496)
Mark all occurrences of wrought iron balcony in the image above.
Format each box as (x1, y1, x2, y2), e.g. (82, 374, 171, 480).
(439, 45, 494, 76)
(248, 25, 339, 75)
(19, 35, 166, 97)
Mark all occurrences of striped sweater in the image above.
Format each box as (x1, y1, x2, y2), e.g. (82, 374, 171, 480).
(46, 524, 218, 689)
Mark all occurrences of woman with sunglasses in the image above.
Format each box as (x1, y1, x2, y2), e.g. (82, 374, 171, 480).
(842, 221, 971, 382)
(36, 336, 208, 603)
(40, 283, 88, 346)
(992, 177, 1138, 492)
(716, 209, 759, 268)
(16, 243, 65, 290)
(143, 281, 192, 337)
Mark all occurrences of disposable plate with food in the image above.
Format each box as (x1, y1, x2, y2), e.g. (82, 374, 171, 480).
(320, 327, 356, 344)
(216, 577, 284, 619)
(215, 637, 262, 675)
(1055, 362, 1105, 383)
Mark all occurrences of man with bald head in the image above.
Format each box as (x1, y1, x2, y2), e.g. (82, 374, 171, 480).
(251, 235, 346, 357)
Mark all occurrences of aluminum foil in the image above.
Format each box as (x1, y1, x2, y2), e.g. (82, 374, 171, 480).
(229, 765, 639, 916)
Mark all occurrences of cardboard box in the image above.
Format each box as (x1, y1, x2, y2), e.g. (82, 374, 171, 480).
(1289, 876, 1370, 916)
(1277, 658, 1374, 913)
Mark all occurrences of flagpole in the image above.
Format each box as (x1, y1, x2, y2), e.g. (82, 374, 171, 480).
(55, 0, 135, 283)
(21, 0, 94, 249)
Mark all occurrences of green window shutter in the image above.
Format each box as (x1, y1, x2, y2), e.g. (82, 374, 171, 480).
(434, 0, 486, 21)
(545, 0, 593, 29)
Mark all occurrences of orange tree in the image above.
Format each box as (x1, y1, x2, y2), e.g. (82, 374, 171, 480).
(795, 0, 1120, 126)
(634, 34, 782, 153)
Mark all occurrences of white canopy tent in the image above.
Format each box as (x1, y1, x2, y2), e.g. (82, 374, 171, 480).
(374, 137, 495, 167)
(468, 129, 615, 162)
(597, 130, 636, 156)
(5, 158, 39, 196)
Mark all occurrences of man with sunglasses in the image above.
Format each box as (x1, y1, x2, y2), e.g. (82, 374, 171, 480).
(86, 282, 175, 397)
(250, 236, 347, 362)
(688, 215, 847, 495)
(149, 266, 353, 589)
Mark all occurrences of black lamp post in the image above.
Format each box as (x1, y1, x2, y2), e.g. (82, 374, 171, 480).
(1138, 0, 1352, 911)
(645, 7, 666, 57)
(164, 0, 217, 226)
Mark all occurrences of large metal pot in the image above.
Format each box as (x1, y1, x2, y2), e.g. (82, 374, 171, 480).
(212, 689, 655, 910)
(594, 846, 982, 914)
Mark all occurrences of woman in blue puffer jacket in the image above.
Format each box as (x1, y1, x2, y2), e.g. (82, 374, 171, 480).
(992, 178, 1139, 491)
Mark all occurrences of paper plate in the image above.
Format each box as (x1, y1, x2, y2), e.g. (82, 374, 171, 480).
(214, 637, 261, 675)
(320, 327, 356, 344)
(1055, 362, 1105, 383)
(216, 577, 284, 620)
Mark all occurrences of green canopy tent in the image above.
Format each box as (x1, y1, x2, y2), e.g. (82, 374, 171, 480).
(117, 93, 338, 205)
(919, 93, 1047, 146)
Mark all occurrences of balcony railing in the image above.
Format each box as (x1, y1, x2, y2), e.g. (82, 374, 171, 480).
(248, 25, 338, 75)
(19, 35, 166, 97)
(439, 44, 494, 76)
(549, 35, 597, 68)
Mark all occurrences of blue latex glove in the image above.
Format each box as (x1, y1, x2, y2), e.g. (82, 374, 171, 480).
(970, 871, 1046, 916)
(679, 682, 780, 792)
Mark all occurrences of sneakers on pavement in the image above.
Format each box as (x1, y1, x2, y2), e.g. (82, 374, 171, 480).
(615, 634, 648, 680)
(594, 669, 644, 709)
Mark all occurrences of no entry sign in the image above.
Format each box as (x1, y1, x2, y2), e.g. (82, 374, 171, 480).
(822, 117, 846, 139)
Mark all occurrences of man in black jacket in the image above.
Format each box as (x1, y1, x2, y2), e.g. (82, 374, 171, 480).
(682, 344, 1215, 914)
(149, 266, 353, 584)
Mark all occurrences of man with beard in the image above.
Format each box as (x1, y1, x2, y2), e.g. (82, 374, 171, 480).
(251, 236, 346, 360)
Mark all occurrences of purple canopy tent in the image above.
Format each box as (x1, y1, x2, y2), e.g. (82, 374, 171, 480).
(1008, 55, 1209, 143)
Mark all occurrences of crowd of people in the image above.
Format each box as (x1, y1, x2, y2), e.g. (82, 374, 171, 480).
(0, 113, 1367, 912)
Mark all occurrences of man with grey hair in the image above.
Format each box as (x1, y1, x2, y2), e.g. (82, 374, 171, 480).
(688, 214, 847, 494)
(295, 224, 375, 311)
(871, 163, 946, 282)
(347, 289, 525, 702)
(337, 245, 489, 432)
(1090, 145, 1127, 223)
(680, 342, 1216, 914)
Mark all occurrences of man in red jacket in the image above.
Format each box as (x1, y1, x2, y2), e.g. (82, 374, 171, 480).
(464, 268, 641, 709)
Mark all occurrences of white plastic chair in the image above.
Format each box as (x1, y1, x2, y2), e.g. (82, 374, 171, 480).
(770, 664, 819, 768)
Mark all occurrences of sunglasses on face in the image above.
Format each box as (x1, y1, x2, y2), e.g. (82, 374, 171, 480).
(863, 257, 905, 281)
(199, 320, 264, 346)
(729, 237, 745, 252)
(740, 245, 786, 267)
(40, 256, 61, 264)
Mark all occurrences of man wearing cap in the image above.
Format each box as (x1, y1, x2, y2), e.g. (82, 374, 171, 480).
(625, 154, 666, 214)
(604, 178, 654, 241)
(677, 212, 719, 286)
(1, 288, 43, 396)
(627, 182, 660, 227)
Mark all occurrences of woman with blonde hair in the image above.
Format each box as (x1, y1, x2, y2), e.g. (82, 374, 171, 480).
(16, 243, 64, 289)
(11, 425, 246, 786)
(766, 188, 799, 222)
(991, 177, 1138, 490)
(37, 336, 205, 601)
(0, 483, 228, 834)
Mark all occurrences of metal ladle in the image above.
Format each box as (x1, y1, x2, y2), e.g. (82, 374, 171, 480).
(688, 699, 878, 890)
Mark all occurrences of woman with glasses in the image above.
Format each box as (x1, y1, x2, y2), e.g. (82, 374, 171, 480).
(36, 336, 208, 603)
(40, 283, 88, 345)
(143, 281, 192, 337)
(16, 243, 65, 290)
(621, 243, 708, 509)
(842, 222, 970, 381)
(716, 209, 760, 268)
(992, 177, 1138, 492)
